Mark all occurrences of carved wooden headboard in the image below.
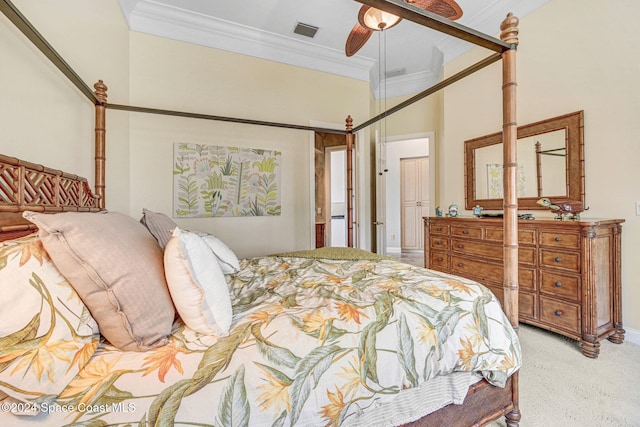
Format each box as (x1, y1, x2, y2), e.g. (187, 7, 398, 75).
(0, 153, 101, 241)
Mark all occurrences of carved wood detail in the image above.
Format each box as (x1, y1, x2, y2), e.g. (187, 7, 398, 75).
(0, 154, 101, 213)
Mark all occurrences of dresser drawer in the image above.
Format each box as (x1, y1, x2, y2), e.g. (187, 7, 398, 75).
(540, 249, 580, 272)
(540, 270, 581, 301)
(450, 255, 535, 290)
(429, 251, 449, 270)
(518, 268, 536, 291)
(451, 239, 501, 259)
(539, 231, 580, 249)
(519, 291, 537, 321)
(451, 239, 536, 265)
(451, 255, 500, 282)
(451, 225, 483, 239)
(429, 223, 450, 236)
(430, 236, 449, 250)
(540, 296, 581, 335)
(485, 285, 537, 321)
(485, 228, 536, 245)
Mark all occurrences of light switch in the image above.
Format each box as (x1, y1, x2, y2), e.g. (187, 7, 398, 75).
(636, 201, 640, 216)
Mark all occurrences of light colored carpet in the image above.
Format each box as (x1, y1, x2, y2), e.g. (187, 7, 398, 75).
(489, 324, 640, 427)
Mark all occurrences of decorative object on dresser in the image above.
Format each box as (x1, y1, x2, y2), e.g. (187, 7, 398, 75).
(536, 197, 589, 220)
(424, 216, 624, 358)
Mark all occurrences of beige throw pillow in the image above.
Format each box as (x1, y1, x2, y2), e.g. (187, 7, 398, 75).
(23, 211, 175, 351)
(140, 208, 178, 249)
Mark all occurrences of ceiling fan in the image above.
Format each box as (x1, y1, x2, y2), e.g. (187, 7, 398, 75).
(345, 0, 463, 57)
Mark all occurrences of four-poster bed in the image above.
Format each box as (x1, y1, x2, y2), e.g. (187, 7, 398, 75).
(1, 0, 522, 425)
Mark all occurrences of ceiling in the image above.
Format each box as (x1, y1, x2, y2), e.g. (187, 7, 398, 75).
(118, 0, 548, 99)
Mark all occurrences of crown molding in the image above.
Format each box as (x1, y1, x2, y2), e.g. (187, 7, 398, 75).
(121, 0, 543, 100)
(370, 46, 443, 99)
(117, 0, 137, 26)
(125, 0, 375, 81)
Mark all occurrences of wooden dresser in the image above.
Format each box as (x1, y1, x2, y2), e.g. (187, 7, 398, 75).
(424, 216, 624, 358)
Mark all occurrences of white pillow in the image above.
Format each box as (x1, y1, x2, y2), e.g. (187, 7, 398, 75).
(164, 228, 232, 335)
(198, 233, 240, 274)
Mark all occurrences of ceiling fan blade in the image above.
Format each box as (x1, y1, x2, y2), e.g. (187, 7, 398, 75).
(405, 0, 463, 20)
(345, 22, 373, 57)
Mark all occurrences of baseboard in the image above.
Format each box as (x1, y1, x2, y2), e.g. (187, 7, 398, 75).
(624, 326, 640, 346)
(386, 247, 401, 254)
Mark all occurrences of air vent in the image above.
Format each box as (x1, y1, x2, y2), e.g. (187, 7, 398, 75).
(294, 22, 319, 38)
(385, 68, 407, 78)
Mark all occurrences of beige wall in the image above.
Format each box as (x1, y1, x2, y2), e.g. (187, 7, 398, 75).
(127, 33, 370, 257)
(441, 0, 640, 339)
(1, 0, 131, 213)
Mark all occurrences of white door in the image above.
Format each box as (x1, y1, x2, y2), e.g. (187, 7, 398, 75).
(401, 157, 430, 250)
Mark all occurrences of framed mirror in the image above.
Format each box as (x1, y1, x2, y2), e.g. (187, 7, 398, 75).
(465, 111, 584, 210)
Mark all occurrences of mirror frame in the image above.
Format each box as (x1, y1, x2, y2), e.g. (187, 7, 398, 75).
(465, 110, 584, 210)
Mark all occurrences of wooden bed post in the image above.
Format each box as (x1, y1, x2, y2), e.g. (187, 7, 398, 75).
(94, 80, 107, 210)
(346, 116, 354, 247)
(500, 13, 521, 427)
(500, 12, 519, 332)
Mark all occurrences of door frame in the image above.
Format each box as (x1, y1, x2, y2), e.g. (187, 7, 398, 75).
(309, 121, 365, 249)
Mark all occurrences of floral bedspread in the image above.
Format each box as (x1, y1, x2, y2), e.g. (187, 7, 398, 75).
(2, 254, 521, 427)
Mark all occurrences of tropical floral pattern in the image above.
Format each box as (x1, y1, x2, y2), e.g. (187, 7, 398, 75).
(174, 142, 281, 217)
(0, 234, 100, 406)
(1, 251, 520, 427)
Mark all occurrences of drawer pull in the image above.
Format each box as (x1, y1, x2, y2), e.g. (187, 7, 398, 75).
(457, 263, 463, 267)
(555, 257, 562, 263)
(555, 282, 563, 288)
(462, 230, 469, 234)
(555, 310, 563, 316)
(436, 257, 443, 262)
(435, 241, 442, 245)
(435, 227, 442, 232)
(555, 237, 562, 242)
(457, 244, 463, 249)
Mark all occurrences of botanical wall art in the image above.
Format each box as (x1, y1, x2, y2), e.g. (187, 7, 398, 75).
(486, 163, 526, 198)
(173, 143, 281, 218)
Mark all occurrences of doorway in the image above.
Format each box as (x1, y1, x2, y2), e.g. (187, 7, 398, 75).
(327, 148, 347, 247)
(375, 134, 433, 256)
(314, 130, 357, 248)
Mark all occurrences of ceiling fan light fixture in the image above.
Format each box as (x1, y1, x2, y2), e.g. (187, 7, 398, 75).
(358, 6, 401, 31)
